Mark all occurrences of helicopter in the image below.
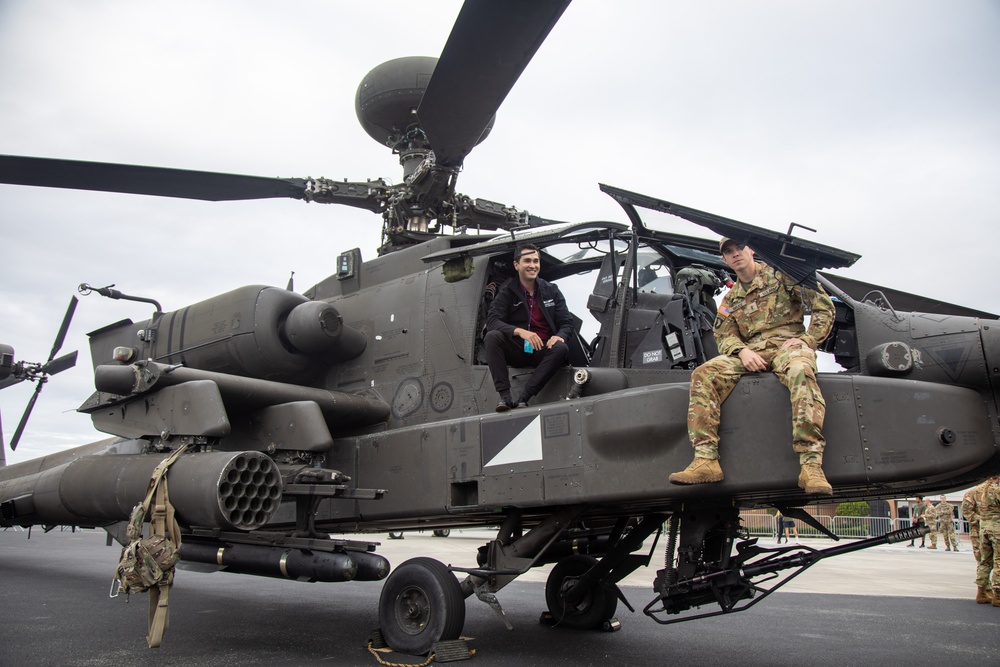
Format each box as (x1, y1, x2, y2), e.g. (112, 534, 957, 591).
(2, 0, 999, 659)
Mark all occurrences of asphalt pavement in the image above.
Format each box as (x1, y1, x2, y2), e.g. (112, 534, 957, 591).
(1, 527, 996, 667)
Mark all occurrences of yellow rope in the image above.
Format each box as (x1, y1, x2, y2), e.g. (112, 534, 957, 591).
(366, 641, 437, 667)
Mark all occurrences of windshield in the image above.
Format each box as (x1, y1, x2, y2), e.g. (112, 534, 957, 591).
(539, 235, 627, 341)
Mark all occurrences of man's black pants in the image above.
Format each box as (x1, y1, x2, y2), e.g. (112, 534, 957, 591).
(484, 329, 569, 400)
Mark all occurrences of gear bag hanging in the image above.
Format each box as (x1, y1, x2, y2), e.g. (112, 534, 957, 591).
(112, 444, 188, 648)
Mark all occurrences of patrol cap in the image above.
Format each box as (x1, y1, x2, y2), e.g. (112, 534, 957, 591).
(719, 237, 741, 253)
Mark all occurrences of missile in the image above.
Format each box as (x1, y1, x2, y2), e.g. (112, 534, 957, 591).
(179, 540, 390, 582)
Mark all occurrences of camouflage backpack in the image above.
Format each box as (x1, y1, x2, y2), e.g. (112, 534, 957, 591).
(115, 518, 180, 594)
(112, 445, 187, 647)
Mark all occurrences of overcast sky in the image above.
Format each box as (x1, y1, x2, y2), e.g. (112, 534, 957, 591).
(1, 0, 998, 465)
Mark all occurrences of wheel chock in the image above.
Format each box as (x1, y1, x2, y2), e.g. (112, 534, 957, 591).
(430, 638, 474, 662)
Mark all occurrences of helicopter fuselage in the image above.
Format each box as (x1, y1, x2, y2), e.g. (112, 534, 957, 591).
(3, 227, 997, 535)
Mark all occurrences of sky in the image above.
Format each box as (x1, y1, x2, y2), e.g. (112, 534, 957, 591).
(1, 0, 998, 465)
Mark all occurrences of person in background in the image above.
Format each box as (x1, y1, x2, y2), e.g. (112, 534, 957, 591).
(937, 495, 960, 552)
(964, 482, 992, 603)
(975, 476, 1000, 607)
(926, 497, 941, 549)
(782, 513, 799, 543)
(908, 495, 926, 548)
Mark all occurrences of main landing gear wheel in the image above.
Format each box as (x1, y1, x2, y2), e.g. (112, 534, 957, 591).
(378, 557, 466, 655)
(432, 529, 451, 537)
(544, 554, 618, 630)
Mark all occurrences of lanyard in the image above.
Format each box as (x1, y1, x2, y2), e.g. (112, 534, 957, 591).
(523, 286, 535, 331)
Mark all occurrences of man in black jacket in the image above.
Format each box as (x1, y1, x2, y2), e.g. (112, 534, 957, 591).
(485, 244, 574, 411)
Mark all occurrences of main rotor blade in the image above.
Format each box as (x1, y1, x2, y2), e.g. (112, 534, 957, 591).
(10, 382, 43, 451)
(48, 296, 78, 363)
(0, 155, 310, 202)
(417, 0, 570, 168)
(41, 351, 78, 377)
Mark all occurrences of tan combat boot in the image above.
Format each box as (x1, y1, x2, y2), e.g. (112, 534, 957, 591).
(976, 586, 992, 604)
(668, 457, 724, 485)
(798, 463, 833, 496)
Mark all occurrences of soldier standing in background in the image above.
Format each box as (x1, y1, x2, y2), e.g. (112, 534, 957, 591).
(975, 476, 1000, 607)
(964, 482, 992, 603)
(937, 495, 960, 552)
(908, 495, 926, 548)
(926, 497, 941, 549)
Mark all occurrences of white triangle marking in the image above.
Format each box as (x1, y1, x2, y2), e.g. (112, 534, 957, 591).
(484, 416, 543, 468)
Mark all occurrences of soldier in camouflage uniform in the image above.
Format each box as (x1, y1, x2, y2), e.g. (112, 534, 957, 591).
(907, 495, 926, 547)
(937, 495, 960, 551)
(975, 475, 1000, 606)
(964, 481, 992, 602)
(669, 238, 836, 495)
(925, 498, 941, 549)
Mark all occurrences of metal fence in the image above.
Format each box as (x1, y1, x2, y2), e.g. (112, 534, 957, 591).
(739, 513, 968, 540)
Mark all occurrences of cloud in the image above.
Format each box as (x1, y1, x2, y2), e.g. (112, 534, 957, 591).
(1, 0, 998, 463)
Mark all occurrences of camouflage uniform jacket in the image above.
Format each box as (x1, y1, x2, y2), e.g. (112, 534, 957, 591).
(714, 262, 835, 357)
(923, 502, 939, 527)
(962, 483, 988, 534)
(934, 500, 956, 527)
(981, 478, 1000, 534)
(911, 501, 927, 525)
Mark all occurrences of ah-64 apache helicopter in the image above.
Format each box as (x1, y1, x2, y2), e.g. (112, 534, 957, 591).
(1, 0, 999, 658)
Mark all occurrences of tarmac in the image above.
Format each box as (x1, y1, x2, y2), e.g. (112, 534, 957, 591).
(1, 526, 996, 667)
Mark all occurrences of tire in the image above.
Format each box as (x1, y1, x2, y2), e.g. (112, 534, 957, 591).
(378, 557, 466, 655)
(388, 531, 404, 539)
(544, 555, 617, 630)
(432, 529, 451, 538)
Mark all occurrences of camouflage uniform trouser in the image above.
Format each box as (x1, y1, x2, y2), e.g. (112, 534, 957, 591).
(971, 528, 992, 591)
(927, 520, 939, 547)
(688, 345, 825, 464)
(940, 520, 959, 550)
(976, 529, 1000, 591)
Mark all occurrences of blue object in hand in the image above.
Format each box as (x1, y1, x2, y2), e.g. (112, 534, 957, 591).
(524, 340, 534, 353)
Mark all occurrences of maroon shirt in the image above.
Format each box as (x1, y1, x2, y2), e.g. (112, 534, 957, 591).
(525, 287, 552, 342)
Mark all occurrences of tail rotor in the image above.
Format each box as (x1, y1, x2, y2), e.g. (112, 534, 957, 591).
(0, 296, 79, 457)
